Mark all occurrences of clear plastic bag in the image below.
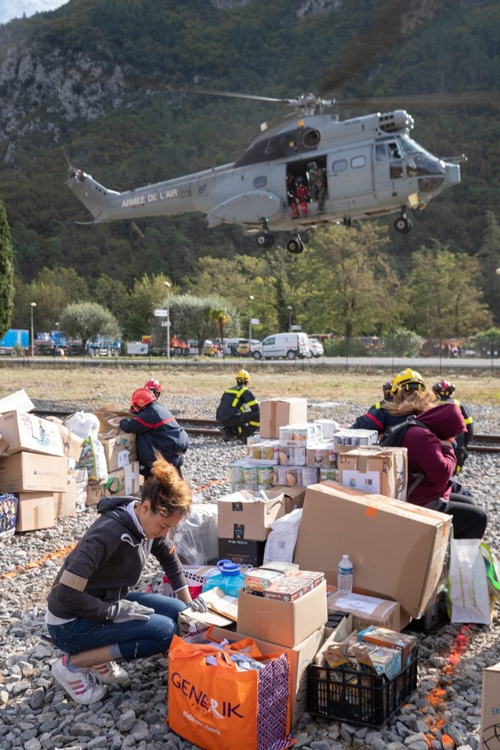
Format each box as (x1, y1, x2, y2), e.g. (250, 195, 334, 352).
(171, 503, 218, 565)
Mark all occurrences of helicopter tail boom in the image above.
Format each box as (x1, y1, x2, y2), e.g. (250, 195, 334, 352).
(66, 168, 115, 223)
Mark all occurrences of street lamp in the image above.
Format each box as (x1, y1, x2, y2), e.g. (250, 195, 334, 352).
(248, 295, 254, 343)
(30, 302, 37, 357)
(287, 305, 292, 330)
(163, 282, 171, 361)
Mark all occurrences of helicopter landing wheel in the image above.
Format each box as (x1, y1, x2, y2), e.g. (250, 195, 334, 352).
(286, 236, 304, 254)
(394, 215, 413, 234)
(256, 232, 274, 249)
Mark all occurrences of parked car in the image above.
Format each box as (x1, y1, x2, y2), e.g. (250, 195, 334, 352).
(307, 338, 324, 358)
(251, 332, 309, 360)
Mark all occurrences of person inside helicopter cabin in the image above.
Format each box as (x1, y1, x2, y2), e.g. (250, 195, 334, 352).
(287, 173, 297, 207)
(308, 161, 327, 213)
(291, 177, 309, 218)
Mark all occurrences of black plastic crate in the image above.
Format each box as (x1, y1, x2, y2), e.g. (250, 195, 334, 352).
(308, 652, 418, 727)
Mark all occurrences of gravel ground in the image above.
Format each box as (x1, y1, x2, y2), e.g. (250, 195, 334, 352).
(0, 397, 499, 750)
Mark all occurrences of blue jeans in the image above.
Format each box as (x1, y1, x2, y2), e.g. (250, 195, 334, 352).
(47, 592, 188, 662)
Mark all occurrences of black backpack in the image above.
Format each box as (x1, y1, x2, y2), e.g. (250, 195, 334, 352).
(379, 416, 431, 499)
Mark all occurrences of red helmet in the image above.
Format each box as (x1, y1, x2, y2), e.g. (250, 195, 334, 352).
(144, 378, 162, 397)
(432, 379, 456, 396)
(130, 387, 156, 413)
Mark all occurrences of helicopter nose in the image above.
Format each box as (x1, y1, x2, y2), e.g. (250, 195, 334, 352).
(445, 163, 461, 185)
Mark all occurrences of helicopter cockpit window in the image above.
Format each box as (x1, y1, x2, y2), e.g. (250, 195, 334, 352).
(399, 137, 432, 157)
(253, 176, 268, 189)
(332, 159, 348, 173)
(351, 155, 366, 169)
(388, 142, 402, 160)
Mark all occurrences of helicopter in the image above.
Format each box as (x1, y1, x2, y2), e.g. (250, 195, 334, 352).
(65, 0, 495, 254)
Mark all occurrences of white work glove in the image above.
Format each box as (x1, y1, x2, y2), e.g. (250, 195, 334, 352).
(188, 596, 208, 613)
(107, 600, 155, 623)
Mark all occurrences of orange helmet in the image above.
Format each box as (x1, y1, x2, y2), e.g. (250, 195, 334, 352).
(144, 378, 162, 398)
(130, 387, 156, 413)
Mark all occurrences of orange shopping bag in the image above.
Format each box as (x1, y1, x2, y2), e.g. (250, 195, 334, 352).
(168, 634, 294, 750)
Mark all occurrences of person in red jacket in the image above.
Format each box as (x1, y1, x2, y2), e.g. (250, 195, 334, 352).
(291, 177, 309, 218)
(385, 370, 487, 539)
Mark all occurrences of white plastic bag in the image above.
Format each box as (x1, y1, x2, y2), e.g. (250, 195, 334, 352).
(449, 538, 490, 625)
(171, 503, 218, 565)
(263, 509, 303, 564)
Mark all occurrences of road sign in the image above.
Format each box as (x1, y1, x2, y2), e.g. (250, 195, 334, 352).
(154, 309, 168, 317)
(291, 325, 302, 331)
(161, 321, 171, 327)
(251, 318, 260, 325)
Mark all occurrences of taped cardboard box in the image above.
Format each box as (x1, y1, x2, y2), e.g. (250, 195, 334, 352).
(217, 489, 285, 541)
(210, 624, 325, 725)
(16, 492, 55, 531)
(100, 431, 137, 472)
(0, 410, 64, 457)
(0, 389, 34, 415)
(481, 662, 500, 750)
(327, 589, 401, 631)
(55, 478, 77, 519)
(338, 446, 408, 501)
(267, 485, 306, 515)
(260, 398, 308, 439)
(238, 579, 327, 648)
(294, 482, 451, 620)
(0, 453, 68, 493)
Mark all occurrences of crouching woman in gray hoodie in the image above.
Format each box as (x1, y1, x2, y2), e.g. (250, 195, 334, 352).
(46, 456, 206, 704)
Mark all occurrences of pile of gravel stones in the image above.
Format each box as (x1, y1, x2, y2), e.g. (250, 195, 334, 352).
(0, 397, 498, 750)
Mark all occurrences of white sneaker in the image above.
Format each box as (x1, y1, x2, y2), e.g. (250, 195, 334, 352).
(91, 661, 129, 685)
(52, 655, 107, 704)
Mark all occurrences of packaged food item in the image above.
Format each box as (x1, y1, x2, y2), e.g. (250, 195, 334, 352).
(300, 467, 319, 486)
(323, 645, 352, 676)
(286, 467, 300, 487)
(279, 423, 316, 446)
(263, 577, 313, 602)
(363, 645, 402, 680)
(320, 468, 339, 482)
(359, 627, 418, 666)
(244, 568, 284, 593)
(229, 463, 244, 483)
(279, 446, 292, 466)
(291, 446, 306, 466)
(273, 466, 288, 485)
(257, 466, 274, 490)
(333, 429, 378, 447)
(292, 570, 325, 588)
(352, 645, 378, 675)
(248, 441, 279, 464)
(261, 561, 299, 577)
(307, 443, 337, 468)
(314, 419, 340, 440)
(242, 465, 258, 486)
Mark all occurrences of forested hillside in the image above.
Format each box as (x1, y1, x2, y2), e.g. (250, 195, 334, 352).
(0, 0, 499, 336)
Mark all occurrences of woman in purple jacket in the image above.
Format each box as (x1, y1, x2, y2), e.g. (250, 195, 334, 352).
(385, 368, 487, 540)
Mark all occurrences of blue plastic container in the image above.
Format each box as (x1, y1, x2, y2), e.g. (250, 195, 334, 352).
(202, 559, 246, 597)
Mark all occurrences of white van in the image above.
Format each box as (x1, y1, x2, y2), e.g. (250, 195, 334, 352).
(251, 332, 309, 360)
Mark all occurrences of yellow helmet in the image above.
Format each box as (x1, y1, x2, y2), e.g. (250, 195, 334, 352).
(236, 369, 250, 383)
(391, 367, 425, 394)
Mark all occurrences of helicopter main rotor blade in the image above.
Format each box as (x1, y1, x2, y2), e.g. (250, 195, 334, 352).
(340, 92, 500, 109)
(185, 87, 294, 105)
(317, 0, 431, 97)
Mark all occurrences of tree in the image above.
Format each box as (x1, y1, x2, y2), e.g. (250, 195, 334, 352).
(167, 295, 238, 354)
(22, 268, 90, 332)
(123, 273, 172, 341)
(209, 307, 231, 358)
(478, 211, 500, 325)
(407, 244, 491, 337)
(0, 201, 14, 338)
(387, 328, 424, 357)
(94, 274, 131, 325)
(60, 302, 121, 350)
(473, 327, 500, 357)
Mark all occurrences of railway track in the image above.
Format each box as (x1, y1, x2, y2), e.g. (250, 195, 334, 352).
(31, 408, 500, 451)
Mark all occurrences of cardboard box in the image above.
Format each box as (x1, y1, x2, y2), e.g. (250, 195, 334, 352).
(481, 662, 500, 750)
(0, 389, 34, 414)
(238, 579, 327, 648)
(0, 433, 9, 455)
(58, 425, 85, 462)
(109, 461, 141, 495)
(260, 398, 308, 439)
(100, 432, 137, 472)
(210, 624, 325, 725)
(93, 405, 131, 435)
(267, 485, 307, 515)
(338, 446, 408, 501)
(0, 453, 68, 493)
(0, 411, 64, 457)
(218, 537, 266, 568)
(327, 589, 401, 631)
(86, 481, 105, 507)
(217, 489, 285, 541)
(294, 482, 452, 619)
(55, 478, 77, 519)
(16, 492, 55, 531)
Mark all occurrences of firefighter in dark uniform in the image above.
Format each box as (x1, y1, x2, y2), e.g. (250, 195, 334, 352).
(308, 162, 327, 213)
(382, 379, 394, 402)
(432, 380, 474, 473)
(350, 369, 425, 434)
(216, 369, 260, 443)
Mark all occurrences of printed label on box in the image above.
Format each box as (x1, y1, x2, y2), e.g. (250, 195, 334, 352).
(342, 470, 381, 494)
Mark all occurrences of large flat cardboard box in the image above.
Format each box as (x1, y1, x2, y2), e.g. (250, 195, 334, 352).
(338, 446, 408, 501)
(218, 489, 285, 541)
(100, 431, 137, 472)
(0, 453, 68, 493)
(0, 411, 64, 457)
(260, 398, 308, 439)
(55, 478, 77, 519)
(218, 537, 266, 568)
(267, 485, 307, 515)
(58, 425, 85, 462)
(0, 389, 34, 414)
(327, 589, 401, 631)
(16, 492, 55, 531)
(238, 579, 327, 648)
(481, 662, 500, 749)
(294, 482, 451, 619)
(210, 624, 325, 725)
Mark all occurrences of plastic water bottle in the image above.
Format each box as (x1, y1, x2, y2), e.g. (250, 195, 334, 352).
(202, 560, 246, 597)
(337, 555, 353, 594)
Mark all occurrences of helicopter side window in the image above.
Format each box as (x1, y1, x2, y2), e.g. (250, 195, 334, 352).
(375, 144, 388, 162)
(388, 142, 402, 160)
(253, 176, 268, 188)
(332, 159, 347, 173)
(351, 156, 366, 169)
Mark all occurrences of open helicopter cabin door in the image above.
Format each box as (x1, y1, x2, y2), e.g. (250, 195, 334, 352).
(327, 146, 373, 199)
